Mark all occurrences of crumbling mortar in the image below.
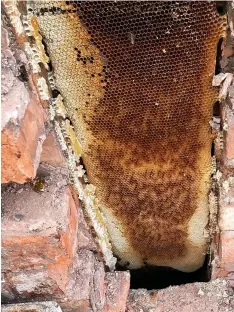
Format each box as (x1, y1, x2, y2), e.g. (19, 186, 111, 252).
(208, 22, 234, 273)
(3, 1, 24, 36)
(206, 154, 220, 271)
(210, 8, 234, 275)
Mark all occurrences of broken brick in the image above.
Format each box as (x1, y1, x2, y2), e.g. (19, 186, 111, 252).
(104, 271, 130, 312)
(40, 130, 67, 168)
(1, 165, 78, 301)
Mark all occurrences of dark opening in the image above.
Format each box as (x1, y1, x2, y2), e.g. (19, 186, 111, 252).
(215, 38, 224, 75)
(216, 1, 227, 16)
(213, 101, 221, 117)
(118, 256, 210, 290)
(211, 141, 215, 157)
(212, 100, 222, 133)
(211, 100, 222, 161)
(17, 64, 28, 82)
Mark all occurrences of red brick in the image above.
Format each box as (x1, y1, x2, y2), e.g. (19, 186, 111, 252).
(90, 260, 106, 311)
(70, 186, 97, 251)
(219, 204, 234, 231)
(127, 279, 234, 312)
(77, 205, 97, 251)
(1, 95, 47, 183)
(1, 22, 47, 184)
(1, 24, 28, 129)
(1, 165, 78, 300)
(223, 46, 234, 58)
(213, 230, 234, 279)
(104, 272, 130, 312)
(220, 231, 234, 271)
(65, 250, 95, 301)
(2, 301, 63, 312)
(40, 130, 67, 168)
(226, 124, 234, 160)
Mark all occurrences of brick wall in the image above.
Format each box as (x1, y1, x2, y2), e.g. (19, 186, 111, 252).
(1, 2, 234, 311)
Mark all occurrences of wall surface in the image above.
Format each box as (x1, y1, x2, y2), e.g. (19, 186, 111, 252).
(1, 1, 234, 311)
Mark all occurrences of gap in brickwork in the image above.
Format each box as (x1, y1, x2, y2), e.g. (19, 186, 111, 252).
(216, 1, 227, 16)
(211, 141, 215, 157)
(213, 101, 222, 118)
(215, 38, 224, 75)
(211, 100, 222, 157)
(116, 256, 210, 290)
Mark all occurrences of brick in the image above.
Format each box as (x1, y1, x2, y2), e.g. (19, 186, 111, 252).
(227, 272, 234, 288)
(1, 164, 117, 312)
(220, 231, 234, 272)
(1, 21, 47, 184)
(226, 124, 234, 160)
(70, 186, 97, 251)
(1, 24, 29, 130)
(212, 230, 234, 279)
(77, 205, 97, 251)
(59, 300, 90, 312)
(224, 104, 234, 168)
(219, 203, 234, 231)
(9, 269, 64, 299)
(127, 279, 234, 312)
(1, 165, 78, 301)
(127, 289, 158, 312)
(223, 46, 234, 58)
(40, 130, 67, 168)
(1, 95, 47, 183)
(2, 301, 63, 312)
(104, 271, 130, 312)
(59, 250, 97, 312)
(65, 250, 95, 301)
(90, 260, 106, 312)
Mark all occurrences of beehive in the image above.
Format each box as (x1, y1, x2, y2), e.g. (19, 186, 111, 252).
(30, 1, 225, 272)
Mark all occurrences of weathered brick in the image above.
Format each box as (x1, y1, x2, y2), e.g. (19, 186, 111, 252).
(1, 22, 47, 183)
(2, 95, 47, 184)
(2, 301, 63, 312)
(77, 206, 97, 251)
(127, 279, 234, 312)
(1, 165, 78, 301)
(223, 46, 234, 58)
(219, 203, 234, 231)
(104, 271, 130, 312)
(213, 230, 234, 279)
(70, 186, 97, 251)
(224, 102, 234, 168)
(40, 130, 67, 168)
(65, 250, 95, 302)
(90, 260, 106, 312)
(1, 24, 29, 130)
(220, 231, 234, 272)
(226, 124, 234, 161)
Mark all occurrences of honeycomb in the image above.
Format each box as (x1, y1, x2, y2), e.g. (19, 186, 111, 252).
(31, 1, 225, 272)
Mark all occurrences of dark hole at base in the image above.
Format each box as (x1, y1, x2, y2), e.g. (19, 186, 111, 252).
(118, 256, 210, 290)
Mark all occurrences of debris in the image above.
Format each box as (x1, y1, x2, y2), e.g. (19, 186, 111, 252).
(212, 73, 229, 87)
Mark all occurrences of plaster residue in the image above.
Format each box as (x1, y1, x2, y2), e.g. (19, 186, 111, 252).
(1, 23, 29, 129)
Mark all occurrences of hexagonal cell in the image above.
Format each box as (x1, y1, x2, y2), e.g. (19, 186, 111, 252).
(30, 1, 225, 273)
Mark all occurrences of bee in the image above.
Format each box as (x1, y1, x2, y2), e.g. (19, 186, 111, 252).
(31, 177, 46, 192)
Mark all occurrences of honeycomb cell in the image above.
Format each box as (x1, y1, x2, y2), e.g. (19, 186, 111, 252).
(32, 1, 225, 272)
